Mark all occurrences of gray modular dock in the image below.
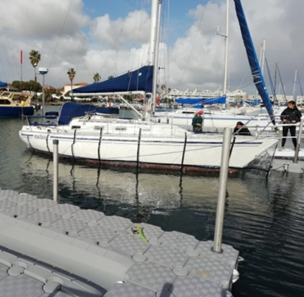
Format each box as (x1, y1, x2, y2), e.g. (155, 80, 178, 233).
(0, 189, 239, 296)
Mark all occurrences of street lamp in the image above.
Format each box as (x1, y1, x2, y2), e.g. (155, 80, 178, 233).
(39, 67, 48, 115)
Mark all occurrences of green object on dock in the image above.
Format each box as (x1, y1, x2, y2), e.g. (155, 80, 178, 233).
(131, 225, 148, 243)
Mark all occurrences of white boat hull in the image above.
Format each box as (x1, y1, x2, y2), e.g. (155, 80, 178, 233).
(19, 118, 278, 175)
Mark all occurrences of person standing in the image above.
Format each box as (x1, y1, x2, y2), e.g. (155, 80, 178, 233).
(192, 110, 203, 133)
(280, 100, 302, 150)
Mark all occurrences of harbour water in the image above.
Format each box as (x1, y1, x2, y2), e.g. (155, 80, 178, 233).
(1, 116, 304, 297)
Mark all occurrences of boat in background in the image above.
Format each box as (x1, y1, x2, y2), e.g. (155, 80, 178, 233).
(0, 91, 34, 117)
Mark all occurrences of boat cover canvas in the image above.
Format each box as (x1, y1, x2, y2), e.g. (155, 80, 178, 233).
(175, 96, 226, 105)
(58, 102, 119, 125)
(73, 66, 153, 94)
(0, 81, 7, 87)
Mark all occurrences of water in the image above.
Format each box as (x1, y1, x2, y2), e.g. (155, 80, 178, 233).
(1, 116, 304, 297)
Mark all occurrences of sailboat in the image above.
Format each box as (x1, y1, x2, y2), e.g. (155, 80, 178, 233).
(18, 0, 278, 175)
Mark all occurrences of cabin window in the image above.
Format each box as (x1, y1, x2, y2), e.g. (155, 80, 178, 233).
(71, 126, 81, 129)
(0, 99, 11, 105)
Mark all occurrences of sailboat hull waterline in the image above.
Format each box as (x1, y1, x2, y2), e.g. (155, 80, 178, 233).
(19, 115, 277, 176)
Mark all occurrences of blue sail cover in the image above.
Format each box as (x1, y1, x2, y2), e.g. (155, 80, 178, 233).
(58, 102, 119, 125)
(175, 98, 204, 104)
(73, 66, 153, 94)
(234, 0, 275, 125)
(175, 96, 226, 105)
(0, 81, 7, 87)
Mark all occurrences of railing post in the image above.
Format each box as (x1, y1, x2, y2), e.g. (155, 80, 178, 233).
(213, 128, 232, 253)
(293, 119, 304, 163)
(53, 139, 59, 202)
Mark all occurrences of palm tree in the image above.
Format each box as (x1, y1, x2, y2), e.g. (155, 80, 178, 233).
(67, 68, 76, 101)
(93, 73, 101, 83)
(29, 50, 41, 82)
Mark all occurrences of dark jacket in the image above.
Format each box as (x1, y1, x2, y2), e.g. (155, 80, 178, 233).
(192, 115, 203, 132)
(192, 116, 203, 127)
(233, 126, 251, 136)
(280, 107, 302, 123)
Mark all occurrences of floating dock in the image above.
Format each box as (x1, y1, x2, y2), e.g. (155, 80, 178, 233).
(0, 189, 239, 296)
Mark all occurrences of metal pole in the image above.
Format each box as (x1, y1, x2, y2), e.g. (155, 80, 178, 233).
(293, 119, 303, 163)
(53, 139, 59, 202)
(42, 74, 45, 115)
(213, 128, 232, 253)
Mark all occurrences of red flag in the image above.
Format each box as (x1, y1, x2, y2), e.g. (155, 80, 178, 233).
(20, 50, 23, 64)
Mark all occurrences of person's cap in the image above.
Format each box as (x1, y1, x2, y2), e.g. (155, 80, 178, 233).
(287, 99, 296, 104)
(197, 110, 203, 114)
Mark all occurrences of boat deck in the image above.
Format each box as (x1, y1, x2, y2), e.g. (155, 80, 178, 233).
(0, 189, 239, 296)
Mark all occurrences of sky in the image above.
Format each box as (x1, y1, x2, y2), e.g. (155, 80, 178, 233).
(0, 0, 303, 95)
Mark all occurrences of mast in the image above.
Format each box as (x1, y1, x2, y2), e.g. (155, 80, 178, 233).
(223, 0, 229, 95)
(293, 70, 298, 100)
(148, 0, 159, 65)
(150, 0, 162, 114)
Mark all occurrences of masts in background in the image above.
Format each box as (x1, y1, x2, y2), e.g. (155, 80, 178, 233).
(292, 70, 298, 100)
(276, 63, 287, 103)
(259, 39, 266, 75)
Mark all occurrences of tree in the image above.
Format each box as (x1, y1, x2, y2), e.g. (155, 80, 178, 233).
(29, 50, 41, 82)
(93, 73, 101, 83)
(11, 80, 41, 92)
(67, 68, 76, 101)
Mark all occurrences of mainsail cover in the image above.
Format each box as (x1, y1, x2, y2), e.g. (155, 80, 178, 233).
(73, 66, 153, 94)
(0, 81, 7, 87)
(234, 0, 276, 125)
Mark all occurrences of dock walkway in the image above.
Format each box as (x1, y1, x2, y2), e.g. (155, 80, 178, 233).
(0, 189, 239, 296)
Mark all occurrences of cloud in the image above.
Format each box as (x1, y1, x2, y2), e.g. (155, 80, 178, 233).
(90, 10, 151, 50)
(0, 0, 303, 96)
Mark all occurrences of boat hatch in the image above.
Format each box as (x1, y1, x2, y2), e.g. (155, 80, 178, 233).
(115, 127, 127, 131)
(94, 126, 104, 130)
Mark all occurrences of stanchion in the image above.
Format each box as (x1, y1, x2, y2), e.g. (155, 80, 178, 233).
(213, 128, 232, 253)
(293, 119, 304, 163)
(53, 139, 59, 202)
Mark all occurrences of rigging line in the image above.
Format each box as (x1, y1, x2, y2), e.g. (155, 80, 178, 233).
(0, 55, 8, 82)
(297, 73, 304, 97)
(265, 58, 277, 103)
(48, 0, 74, 70)
(276, 64, 287, 102)
(98, 1, 144, 77)
(177, 6, 206, 87)
(0, 21, 17, 80)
